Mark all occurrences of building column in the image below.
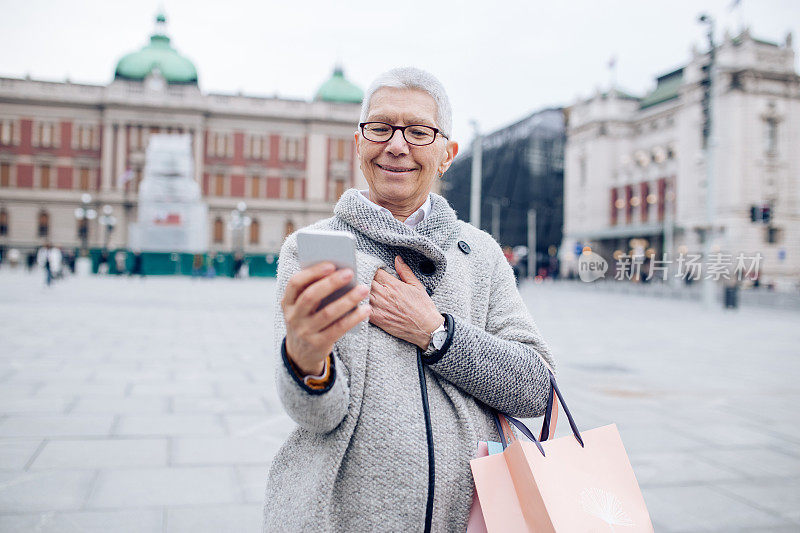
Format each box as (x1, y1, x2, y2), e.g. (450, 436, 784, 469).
(114, 123, 126, 191)
(100, 119, 114, 192)
(192, 127, 203, 184)
(306, 131, 326, 201)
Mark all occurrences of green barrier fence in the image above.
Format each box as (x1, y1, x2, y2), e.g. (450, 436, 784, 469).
(81, 249, 278, 277)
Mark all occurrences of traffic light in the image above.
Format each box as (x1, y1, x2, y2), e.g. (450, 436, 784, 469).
(750, 205, 759, 222)
(761, 205, 771, 223)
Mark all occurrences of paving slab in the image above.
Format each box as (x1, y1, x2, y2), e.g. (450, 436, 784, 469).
(641, 484, 793, 532)
(0, 470, 96, 512)
(86, 466, 239, 508)
(172, 437, 276, 466)
(115, 415, 226, 437)
(30, 438, 169, 469)
(165, 503, 261, 533)
(0, 439, 43, 470)
(0, 415, 115, 438)
(697, 447, 800, 479)
(0, 508, 164, 533)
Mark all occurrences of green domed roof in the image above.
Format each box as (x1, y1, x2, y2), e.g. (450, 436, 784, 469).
(114, 13, 198, 85)
(315, 66, 363, 103)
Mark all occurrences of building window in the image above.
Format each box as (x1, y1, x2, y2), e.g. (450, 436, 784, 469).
(284, 220, 295, 239)
(132, 167, 143, 193)
(765, 118, 778, 155)
(33, 121, 59, 148)
(79, 168, 91, 191)
(640, 182, 650, 221)
(213, 217, 224, 244)
(245, 134, 268, 160)
(40, 164, 51, 189)
(625, 185, 633, 224)
(0, 162, 10, 187)
(38, 210, 49, 238)
(657, 178, 667, 221)
(334, 138, 349, 161)
(284, 177, 298, 199)
(74, 124, 98, 150)
(0, 208, 8, 236)
(250, 176, 261, 198)
(214, 174, 225, 196)
(249, 218, 260, 245)
(129, 125, 144, 151)
(281, 137, 305, 162)
(610, 189, 618, 226)
(208, 132, 233, 158)
(0, 119, 18, 146)
(334, 179, 346, 200)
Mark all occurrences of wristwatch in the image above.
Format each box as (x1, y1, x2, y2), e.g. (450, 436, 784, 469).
(423, 321, 448, 356)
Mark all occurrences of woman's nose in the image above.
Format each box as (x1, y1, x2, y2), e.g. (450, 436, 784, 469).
(385, 128, 410, 155)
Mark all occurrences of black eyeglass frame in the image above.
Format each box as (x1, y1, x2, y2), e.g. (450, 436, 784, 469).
(358, 122, 449, 146)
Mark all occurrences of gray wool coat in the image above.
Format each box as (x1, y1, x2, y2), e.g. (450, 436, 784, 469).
(262, 189, 556, 532)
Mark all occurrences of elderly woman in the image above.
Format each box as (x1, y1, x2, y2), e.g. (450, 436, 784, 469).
(263, 67, 555, 532)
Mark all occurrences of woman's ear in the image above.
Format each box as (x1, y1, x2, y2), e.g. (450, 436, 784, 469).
(438, 141, 459, 175)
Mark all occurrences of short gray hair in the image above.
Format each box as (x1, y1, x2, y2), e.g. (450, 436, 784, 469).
(359, 67, 453, 139)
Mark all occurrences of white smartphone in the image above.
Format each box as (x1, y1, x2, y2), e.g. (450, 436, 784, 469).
(296, 229, 358, 309)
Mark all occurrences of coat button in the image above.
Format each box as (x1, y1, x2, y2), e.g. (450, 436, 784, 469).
(458, 241, 471, 254)
(419, 260, 436, 275)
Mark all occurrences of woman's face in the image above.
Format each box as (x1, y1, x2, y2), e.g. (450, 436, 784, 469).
(355, 87, 458, 211)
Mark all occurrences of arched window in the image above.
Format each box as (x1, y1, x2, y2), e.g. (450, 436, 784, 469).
(249, 218, 260, 245)
(0, 208, 8, 236)
(284, 220, 295, 239)
(213, 217, 224, 244)
(37, 210, 49, 238)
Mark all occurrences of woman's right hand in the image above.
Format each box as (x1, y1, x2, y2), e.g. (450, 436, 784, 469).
(282, 262, 371, 376)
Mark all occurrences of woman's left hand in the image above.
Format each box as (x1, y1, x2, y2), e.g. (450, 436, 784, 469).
(370, 256, 445, 349)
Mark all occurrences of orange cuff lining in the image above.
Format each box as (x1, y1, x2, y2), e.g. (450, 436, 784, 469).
(290, 354, 333, 390)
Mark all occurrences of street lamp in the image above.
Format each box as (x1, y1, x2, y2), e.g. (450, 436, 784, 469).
(100, 204, 117, 251)
(73, 193, 96, 276)
(230, 201, 251, 263)
(73, 193, 97, 257)
(698, 13, 718, 308)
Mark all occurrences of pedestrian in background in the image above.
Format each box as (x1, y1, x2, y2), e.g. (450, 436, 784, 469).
(36, 242, 62, 287)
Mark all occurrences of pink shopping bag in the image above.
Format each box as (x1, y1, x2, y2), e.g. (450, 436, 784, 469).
(470, 371, 654, 532)
(466, 442, 490, 533)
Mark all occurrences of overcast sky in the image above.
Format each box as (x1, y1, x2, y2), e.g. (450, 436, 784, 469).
(1, 0, 798, 145)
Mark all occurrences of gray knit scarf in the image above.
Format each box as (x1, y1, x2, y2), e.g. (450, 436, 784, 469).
(331, 189, 462, 294)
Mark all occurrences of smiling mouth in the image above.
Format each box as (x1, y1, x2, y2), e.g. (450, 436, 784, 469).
(377, 163, 416, 173)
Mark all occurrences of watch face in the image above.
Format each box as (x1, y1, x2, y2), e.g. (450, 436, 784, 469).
(432, 330, 448, 350)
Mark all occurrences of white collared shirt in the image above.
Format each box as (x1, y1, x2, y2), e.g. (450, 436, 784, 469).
(358, 189, 431, 228)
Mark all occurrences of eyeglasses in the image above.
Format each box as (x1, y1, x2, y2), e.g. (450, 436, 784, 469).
(359, 122, 448, 146)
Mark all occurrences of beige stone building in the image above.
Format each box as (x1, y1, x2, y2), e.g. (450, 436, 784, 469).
(0, 12, 366, 256)
(561, 29, 800, 289)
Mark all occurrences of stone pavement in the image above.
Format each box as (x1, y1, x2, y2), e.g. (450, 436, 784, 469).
(0, 270, 797, 532)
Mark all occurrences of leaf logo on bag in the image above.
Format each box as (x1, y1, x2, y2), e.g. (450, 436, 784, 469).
(580, 487, 634, 529)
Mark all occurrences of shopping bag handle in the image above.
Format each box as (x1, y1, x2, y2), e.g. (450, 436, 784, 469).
(539, 370, 584, 447)
(493, 411, 547, 456)
(493, 371, 584, 457)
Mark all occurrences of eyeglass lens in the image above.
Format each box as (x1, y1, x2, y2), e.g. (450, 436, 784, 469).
(362, 123, 436, 145)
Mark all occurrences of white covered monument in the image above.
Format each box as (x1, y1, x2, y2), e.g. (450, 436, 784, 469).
(128, 134, 208, 252)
